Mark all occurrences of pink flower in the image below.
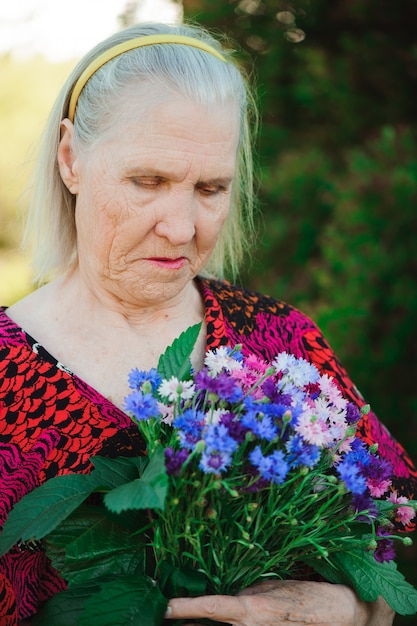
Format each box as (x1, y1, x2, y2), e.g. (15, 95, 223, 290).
(158, 402, 175, 425)
(245, 354, 269, 374)
(367, 478, 392, 498)
(319, 374, 347, 410)
(295, 408, 332, 447)
(387, 491, 416, 526)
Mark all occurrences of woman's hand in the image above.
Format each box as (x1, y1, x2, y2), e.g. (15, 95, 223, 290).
(166, 580, 395, 626)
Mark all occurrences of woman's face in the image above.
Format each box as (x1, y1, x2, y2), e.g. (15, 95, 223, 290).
(60, 89, 240, 308)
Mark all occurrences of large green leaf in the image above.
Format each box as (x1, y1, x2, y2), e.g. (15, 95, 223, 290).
(329, 549, 417, 615)
(79, 575, 168, 626)
(44, 507, 146, 585)
(0, 473, 99, 555)
(91, 455, 148, 486)
(31, 580, 101, 626)
(104, 446, 168, 513)
(157, 321, 202, 380)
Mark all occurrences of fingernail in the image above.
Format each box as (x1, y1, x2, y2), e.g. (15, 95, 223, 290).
(165, 605, 172, 618)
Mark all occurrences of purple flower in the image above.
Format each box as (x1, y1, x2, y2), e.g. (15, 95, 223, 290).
(362, 456, 393, 497)
(350, 493, 379, 521)
(249, 445, 289, 484)
(195, 369, 242, 403)
(346, 402, 361, 424)
(374, 527, 396, 563)
(336, 459, 367, 495)
(165, 447, 190, 476)
(124, 390, 160, 421)
(219, 412, 249, 443)
(362, 456, 393, 482)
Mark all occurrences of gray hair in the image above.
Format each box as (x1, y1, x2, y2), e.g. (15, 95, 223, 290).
(25, 22, 258, 284)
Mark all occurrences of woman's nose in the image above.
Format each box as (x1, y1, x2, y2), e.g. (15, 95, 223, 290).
(154, 191, 196, 245)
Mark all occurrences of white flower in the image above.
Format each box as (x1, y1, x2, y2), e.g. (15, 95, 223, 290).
(158, 376, 195, 402)
(274, 352, 319, 386)
(318, 374, 347, 410)
(204, 346, 242, 375)
(205, 408, 229, 425)
(295, 405, 333, 447)
(157, 401, 175, 425)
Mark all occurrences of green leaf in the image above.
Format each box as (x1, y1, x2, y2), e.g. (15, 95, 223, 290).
(0, 473, 99, 556)
(91, 455, 148, 486)
(79, 575, 168, 626)
(104, 447, 168, 513)
(157, 321, 202, 380)
(31, 580, 101, 625)
(329, 549, 417, 615)
(159, 561, 208, 598)
(44, 507, 146, 585)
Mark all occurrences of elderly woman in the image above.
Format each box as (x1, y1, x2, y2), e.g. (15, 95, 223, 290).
(0, 21, 415, 626)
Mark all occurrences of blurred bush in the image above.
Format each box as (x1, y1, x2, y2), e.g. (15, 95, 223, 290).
(183, 1, 417, 617)
(0, 54, 74, 304)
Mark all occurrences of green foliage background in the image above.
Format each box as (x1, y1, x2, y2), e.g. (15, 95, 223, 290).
(182, 0, 417, 620)
(1, 0, 416, 621)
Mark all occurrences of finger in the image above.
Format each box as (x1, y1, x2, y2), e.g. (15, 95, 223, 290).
(167, 595, 245, 623)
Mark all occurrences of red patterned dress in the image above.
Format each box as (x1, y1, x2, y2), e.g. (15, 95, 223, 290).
(1, 278, 416, 623)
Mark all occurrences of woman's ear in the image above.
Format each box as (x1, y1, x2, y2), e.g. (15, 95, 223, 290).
(58, 119, 79, 194)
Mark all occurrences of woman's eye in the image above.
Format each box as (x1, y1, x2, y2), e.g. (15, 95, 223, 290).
(131, 177, 162, 188)
(197, 184, 226, 196)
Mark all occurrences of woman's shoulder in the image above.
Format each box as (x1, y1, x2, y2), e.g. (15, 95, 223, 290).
(199, 277, 320, 363)
(200, 277, 318, 332)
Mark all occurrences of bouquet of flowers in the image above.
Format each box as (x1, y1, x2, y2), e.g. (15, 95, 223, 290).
(1, 323, 416, 625)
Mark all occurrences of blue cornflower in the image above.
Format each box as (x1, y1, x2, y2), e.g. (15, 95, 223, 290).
(249, 445, 289, 484)
(345, 439, 372, 467)
(174, 409, 205, 451)
(337, 458, 367, 495)
(204, 423, 239, 455)
(286, 435, 321, 469)
(123, 389, 160, 421)
(241, 411, 259, 434)
(128, 367, 162, 391)
(261, 401, 288, 420)
(174, 409, 205, 436)
(255, 415, 278, 441)
(199, 450, 232, 474)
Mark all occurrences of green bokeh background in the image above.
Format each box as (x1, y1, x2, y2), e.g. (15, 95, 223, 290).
(1, 0, 416, 622)
(181, 2, 417, 621)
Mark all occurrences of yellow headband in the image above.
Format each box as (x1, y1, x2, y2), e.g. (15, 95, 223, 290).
(68, 34, 227, 122)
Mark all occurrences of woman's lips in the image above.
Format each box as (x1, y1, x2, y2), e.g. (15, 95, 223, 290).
(145, 257, 186, 269)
